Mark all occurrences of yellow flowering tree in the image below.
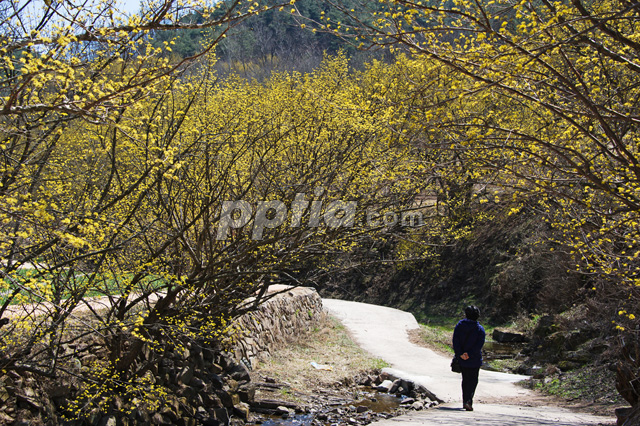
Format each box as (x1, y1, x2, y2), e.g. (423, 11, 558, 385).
(2, 0, 419, 419)
(330, 0, 640, 408)
(1, 5, 419, 414)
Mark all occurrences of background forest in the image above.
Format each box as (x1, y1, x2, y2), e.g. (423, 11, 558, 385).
(1, 0, 640, 423)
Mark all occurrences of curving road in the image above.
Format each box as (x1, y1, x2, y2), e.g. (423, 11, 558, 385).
(322, 299, 615, 426)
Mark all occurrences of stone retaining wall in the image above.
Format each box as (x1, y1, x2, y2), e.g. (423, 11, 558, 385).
(230, 286, 324, 367)
(0, 286, 324, 425)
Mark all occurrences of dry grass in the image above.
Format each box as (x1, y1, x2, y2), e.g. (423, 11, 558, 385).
(251, 313, 389, 396)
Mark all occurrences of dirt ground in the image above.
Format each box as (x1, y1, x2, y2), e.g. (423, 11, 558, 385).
(250, 314, 387, 400)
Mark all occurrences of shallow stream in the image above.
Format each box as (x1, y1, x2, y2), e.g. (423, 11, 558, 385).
(482, 341, 526, 371)
(254, 391, 402, 426)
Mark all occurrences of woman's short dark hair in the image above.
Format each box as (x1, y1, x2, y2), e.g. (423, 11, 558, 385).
(465, 305, 480, 321)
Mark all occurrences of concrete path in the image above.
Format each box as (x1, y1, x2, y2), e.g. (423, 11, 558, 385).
(322, 299, 615, 426)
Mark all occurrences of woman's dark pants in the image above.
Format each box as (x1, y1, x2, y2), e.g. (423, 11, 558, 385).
(460, 366, 480, 404)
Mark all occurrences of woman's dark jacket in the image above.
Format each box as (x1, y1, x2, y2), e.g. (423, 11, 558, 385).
(452, 319, 486, 368)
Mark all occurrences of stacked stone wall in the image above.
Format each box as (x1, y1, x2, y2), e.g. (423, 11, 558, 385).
(230, 286, 324, 367)
(0, 286, 324, 425)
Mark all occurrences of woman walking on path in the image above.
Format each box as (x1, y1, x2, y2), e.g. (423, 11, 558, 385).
(452, 305, 486, 411)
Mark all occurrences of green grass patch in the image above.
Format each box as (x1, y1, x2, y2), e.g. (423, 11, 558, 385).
(534, 364, 623, 404)
(370, 357, 391, 370)
(412, 320, 455, 356)
(484, 358, 521, 372)
(1, 269, 167, 306)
